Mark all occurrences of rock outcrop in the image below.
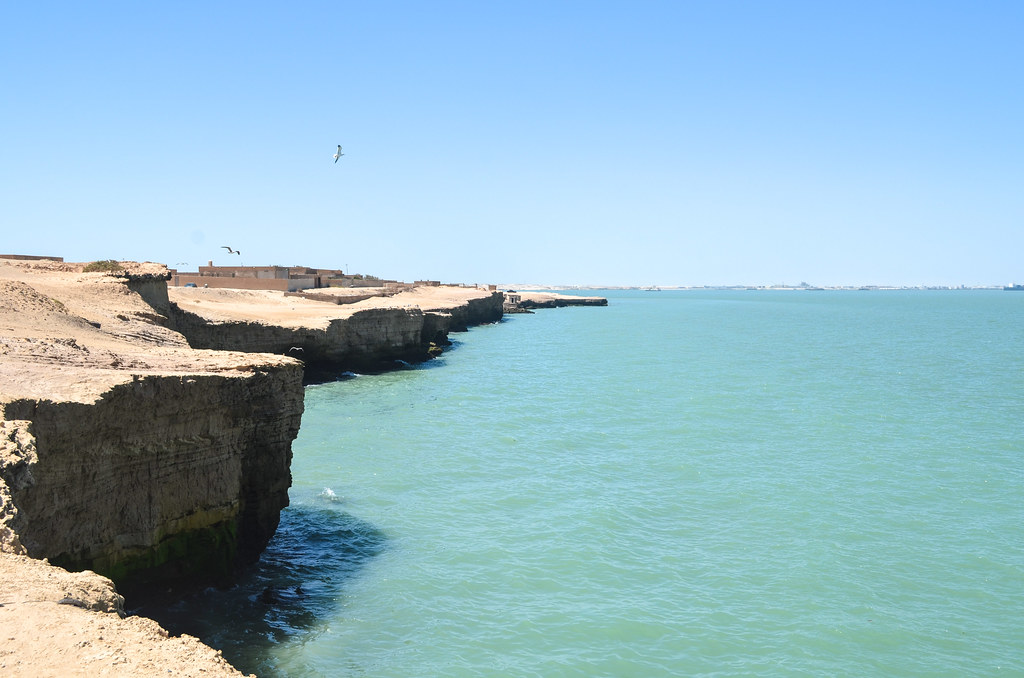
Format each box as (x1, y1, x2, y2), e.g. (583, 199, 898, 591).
(434, 290, 505, 330)
(420, 290, 504, 344)
(514, 291, 609, 309)
(1, 367, 303, 591)
(0, 551, 251, 676)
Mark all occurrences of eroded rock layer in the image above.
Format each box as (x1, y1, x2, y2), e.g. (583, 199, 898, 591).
(1, 368, 303, 589)
(170, 304, 430, 372)
(166, 287, 506, 375)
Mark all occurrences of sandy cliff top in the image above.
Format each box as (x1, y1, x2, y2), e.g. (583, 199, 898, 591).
(0, 259, 295, 404)
(166, 283, 497, 327)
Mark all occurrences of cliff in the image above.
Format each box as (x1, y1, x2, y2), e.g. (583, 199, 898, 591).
(0, 259, 304, 592)
(167, 285, 505, 375)
(514, 291, 609, 309)
(170, 304, 430, 372)
(2, 262, 507, 591)
(1, 368, 303, 591)
(0, 551, 250, 676)
(0, 259, 516, 675)
(1, 264, 508, 593)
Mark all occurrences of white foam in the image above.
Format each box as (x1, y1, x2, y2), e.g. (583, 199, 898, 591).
(318, 487, 342, 503)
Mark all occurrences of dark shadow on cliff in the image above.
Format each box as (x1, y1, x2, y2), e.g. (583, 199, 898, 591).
(301, 356, 426, 385)
(296, 313, 509, 385)
(129, 498, 385, 678)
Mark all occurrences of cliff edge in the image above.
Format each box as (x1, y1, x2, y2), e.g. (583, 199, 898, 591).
(0, 259, 304, 590)
(0, 259, 512, 675)
(0, 258, 299, 674)
(166, 284, 504, 375)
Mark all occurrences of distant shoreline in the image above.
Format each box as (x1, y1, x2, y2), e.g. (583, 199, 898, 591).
(503, 284, 1009, 292)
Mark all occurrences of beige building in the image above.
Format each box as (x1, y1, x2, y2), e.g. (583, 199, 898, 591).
(170, 264, 344, 292)
(169, 263, 403, 292)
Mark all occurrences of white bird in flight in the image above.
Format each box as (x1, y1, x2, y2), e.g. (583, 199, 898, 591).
(333, 145, 344, 163)
(221, 246, 241, 255)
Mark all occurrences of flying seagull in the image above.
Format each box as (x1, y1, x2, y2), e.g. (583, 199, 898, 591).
(333, 145, 344, 163)
(221, 246, 241, 255)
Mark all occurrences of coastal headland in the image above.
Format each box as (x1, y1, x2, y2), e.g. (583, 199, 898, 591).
(166, 283, 506, 377)
(511, 290, 609, 309)
(0, 256, 605, 675)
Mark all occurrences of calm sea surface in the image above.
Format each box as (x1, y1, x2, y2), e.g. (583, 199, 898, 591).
(150, 290, 1024, 677)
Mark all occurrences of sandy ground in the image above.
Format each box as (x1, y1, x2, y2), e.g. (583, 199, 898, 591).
(0, 552, 250, 677)
(0, 259, 295, 404)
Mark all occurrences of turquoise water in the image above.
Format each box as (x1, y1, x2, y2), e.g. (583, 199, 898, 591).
(153, 290, 1024, 676)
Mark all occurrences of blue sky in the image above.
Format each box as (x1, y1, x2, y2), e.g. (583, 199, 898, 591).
(3, 2, 1022, 286)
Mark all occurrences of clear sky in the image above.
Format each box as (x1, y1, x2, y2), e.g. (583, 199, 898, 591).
(3, 2, 1022, 287)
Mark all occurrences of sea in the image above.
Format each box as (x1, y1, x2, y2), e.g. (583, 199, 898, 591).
(143, 289, 1024, 677)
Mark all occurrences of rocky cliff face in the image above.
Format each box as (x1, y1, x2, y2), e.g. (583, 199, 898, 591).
(169, 305, 430, 373)
(0, 262, 513, 674)
(516, 293, 608, 309)
(168, 290, 506, 375)
(438, 291, 504, 331)
(419, 290, 505, 344)
(125, 272, 173, 319)
(0, 260, 306, 594)
(0, 365, 303, 591)
(0, 420, 35, 555)
(2, 263, 504, 594)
